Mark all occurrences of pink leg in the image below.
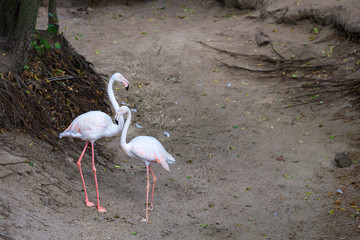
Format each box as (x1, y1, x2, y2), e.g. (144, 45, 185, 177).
(141, 165, 151, 222)
(91, 142, 106, 212)
(149, 166, 157, 211)
(77, 142, 95, 207)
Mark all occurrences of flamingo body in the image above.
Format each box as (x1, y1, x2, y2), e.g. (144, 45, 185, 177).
(118, 106, 175, 222)
(60, 110, 123, 142)
(59, 73, 129, 212)
(126, 136, 175, 172)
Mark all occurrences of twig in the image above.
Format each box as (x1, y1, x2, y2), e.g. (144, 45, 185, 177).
(199, 40, 314, 63)
(215, 58, 281, 73)
(215, 58, 338, 72)
(0, 171, 20, 179)
(269, 41, 285, 59)
(0, 233, 14, 240)
(49, 75, 74, 82)
(157, 45, 163, 55)
(0, 160, 29, 166)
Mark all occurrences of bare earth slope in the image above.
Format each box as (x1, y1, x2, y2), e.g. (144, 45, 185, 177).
(1, 1, 359, 239)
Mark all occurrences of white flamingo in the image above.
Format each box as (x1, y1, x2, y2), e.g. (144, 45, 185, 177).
(117, 105, 175, 222)
(59, 73, 129, 212)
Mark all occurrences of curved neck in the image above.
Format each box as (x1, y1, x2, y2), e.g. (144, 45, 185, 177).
(120, 107, 131, 150)
(108, 77, 120, 113)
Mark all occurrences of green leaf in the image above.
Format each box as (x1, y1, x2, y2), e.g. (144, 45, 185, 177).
(186, 176, 191, 179)
(232, 125, 238, 129)
(328, 209, 334, 215)
(131, 232, 137, 235)
(221, 105, 226, 109)
(54, 42, 61, 49)
(230, 146, 236, 150)
(329, 136, 335, 139)
(199, 224, 208, 228)
(24, 65, 30, 70)
(114, 165, 121, 168)
(313, 27, 320, 34)
(141, 32, 147, 35)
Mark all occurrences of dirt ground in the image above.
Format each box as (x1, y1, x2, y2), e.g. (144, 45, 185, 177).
(1, 0, 360, 239)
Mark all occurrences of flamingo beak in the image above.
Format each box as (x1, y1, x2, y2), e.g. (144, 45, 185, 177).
(126, 85, 129, 91)
(115, 118, 119, 125)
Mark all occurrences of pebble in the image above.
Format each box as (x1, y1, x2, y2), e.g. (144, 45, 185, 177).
(334, 152, 352, 168)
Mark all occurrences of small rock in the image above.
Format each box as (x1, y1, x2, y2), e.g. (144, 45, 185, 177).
(68, 8, 77, 14)
(255, 32, 270, 46)
(40, 197, 54, 206)
(86, 7, 95, 13)
(334, 152, 352, 168)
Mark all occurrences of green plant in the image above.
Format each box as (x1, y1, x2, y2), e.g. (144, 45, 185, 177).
(31, 39, 52, 55)
(47, 24, 58, 34)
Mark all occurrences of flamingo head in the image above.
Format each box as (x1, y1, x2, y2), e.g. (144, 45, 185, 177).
(115, 106, 129, 124)
(112, 72, 129, 91)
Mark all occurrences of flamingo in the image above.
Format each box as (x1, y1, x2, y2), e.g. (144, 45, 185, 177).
(59, 73, 129, 212)
(117, 105, 175, 222)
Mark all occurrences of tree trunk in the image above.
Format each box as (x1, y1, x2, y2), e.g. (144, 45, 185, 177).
(0, 0, 42, 72)
(48, 0, 59, 32)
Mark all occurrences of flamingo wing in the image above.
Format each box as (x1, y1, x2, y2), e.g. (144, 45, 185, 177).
(60, 111, 113, 141)
(128, 136, 171, 171)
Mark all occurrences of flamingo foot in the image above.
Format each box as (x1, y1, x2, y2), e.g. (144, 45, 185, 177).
(85, 200, 96, 207)
(141, 218, 149, 223)
(97, 206, 107, 213)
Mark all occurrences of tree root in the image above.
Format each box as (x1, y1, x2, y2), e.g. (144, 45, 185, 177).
(200, 39, 360, 109)
(0, 31, 112, 156)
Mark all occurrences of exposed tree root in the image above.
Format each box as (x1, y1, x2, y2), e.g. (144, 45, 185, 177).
(200, 40, 360, 109)
(0, 31, 112, 156)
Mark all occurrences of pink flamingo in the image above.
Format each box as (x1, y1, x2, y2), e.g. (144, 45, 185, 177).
(59, 73, 129, 212)
(117, 106, 175, 222)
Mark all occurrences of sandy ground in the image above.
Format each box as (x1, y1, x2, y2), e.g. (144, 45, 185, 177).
(1, 0, 360, 239)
